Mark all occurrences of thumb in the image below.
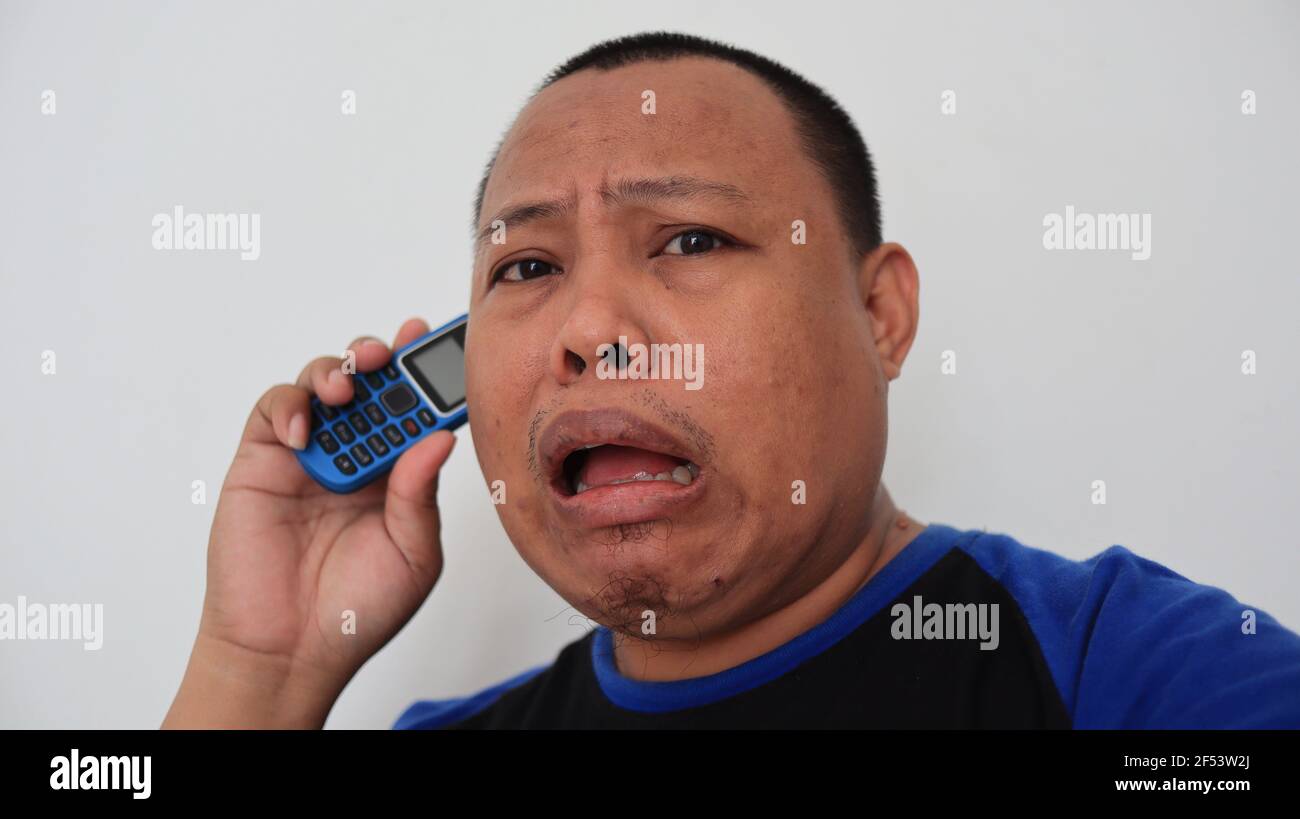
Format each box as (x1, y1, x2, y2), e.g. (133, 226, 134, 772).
(383, 430, 456, 588)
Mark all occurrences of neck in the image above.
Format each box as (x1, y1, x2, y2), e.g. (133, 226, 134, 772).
(613, 485, 925, 681)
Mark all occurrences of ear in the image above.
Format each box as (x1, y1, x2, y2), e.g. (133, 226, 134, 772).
(858, 243, 920, 381)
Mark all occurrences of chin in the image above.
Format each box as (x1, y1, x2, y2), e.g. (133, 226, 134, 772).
(531, 523, 733, 626)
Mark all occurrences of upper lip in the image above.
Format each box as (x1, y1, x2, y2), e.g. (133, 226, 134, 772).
(537, 407, 699, 491)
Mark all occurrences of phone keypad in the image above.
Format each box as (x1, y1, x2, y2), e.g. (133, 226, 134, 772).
(311, 368, 442, 477)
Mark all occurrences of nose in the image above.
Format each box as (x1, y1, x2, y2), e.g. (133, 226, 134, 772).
(548, 265, 651, 388)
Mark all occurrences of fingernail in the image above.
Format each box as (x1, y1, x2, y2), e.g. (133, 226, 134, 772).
(288, 413, 308, 450)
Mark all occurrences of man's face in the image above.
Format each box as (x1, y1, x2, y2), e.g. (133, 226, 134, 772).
(465, 57, 894, 640)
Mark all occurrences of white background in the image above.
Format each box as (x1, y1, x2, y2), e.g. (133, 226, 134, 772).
(1, 0, 1296, 728)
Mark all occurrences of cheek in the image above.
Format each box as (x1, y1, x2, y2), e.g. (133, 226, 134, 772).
(712, 301, 880, 510)
(465, 341, 549, 498)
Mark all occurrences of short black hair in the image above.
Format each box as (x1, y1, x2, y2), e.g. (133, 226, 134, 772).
(472, 31, 883, 261)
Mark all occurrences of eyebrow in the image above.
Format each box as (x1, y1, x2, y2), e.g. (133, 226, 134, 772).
(475, 175, 754, 251)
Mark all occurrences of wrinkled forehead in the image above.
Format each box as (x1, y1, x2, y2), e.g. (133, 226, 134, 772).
(478, 56, 818, 224)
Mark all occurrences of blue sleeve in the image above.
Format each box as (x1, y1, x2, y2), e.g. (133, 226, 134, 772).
(961, 533, 1300, 728)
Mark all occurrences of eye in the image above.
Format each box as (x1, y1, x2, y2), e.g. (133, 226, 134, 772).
(661, 228, 732, 256)
(492, 258, 558, 284)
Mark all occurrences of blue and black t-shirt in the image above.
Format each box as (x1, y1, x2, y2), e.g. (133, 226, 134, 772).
(394, 523, 1300, 729)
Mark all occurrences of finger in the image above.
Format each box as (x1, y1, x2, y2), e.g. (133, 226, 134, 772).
(245, 384, 313, 450)
(392, 318, 430, 352)
(295, 356, 353, 405)
(383, 430, 456, 587)
(345, 336, 392, 372)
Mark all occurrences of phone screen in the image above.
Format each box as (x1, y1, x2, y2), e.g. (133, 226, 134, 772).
(401, 323, 466, 413)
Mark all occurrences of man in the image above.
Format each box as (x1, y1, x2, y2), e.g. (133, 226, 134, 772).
(164, 32, 1300, 729)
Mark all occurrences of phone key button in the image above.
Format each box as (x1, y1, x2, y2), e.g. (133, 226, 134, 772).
(333, 422, 356, 445)
(365, 372, 385, 390)
(353, 379, 371, 402)
(382, 364, 400, 380)
(333, 453, 358, 475)
(318, 404, 340, 421)
(315, 431, 340, 454)
(350, 443, 373, 467)
(366, 434, 389, 457)
(364, 404, 386, 425)
(348, 412, 372, 435)
(417, 408, 436, 427)
(401, 418, 420, 438)
(380, 384, 417, 416)
(382, 425, 405, 447)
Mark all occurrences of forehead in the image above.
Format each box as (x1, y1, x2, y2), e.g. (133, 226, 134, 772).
(480, 56, 818, 218)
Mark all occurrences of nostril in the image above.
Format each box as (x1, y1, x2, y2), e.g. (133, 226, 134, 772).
(566, 350, 586, 375)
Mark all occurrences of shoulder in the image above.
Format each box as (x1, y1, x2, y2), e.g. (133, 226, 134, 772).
(950, 527, 1300, 728)
(392, 629, 596, 730)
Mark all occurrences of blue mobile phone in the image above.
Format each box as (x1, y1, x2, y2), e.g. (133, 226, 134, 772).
(296, 314, 468, 493)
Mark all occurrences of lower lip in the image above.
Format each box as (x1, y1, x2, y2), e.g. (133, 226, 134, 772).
(549, 472, 706, 529)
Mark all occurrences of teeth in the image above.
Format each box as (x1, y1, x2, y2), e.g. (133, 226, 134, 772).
(570, 463, 700, 495)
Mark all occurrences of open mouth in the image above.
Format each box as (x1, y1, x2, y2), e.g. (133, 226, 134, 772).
(536, 408, 709, 524)
(560, 444, 701, 496)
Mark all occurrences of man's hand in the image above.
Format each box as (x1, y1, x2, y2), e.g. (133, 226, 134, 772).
(164, 318, 454, 728)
